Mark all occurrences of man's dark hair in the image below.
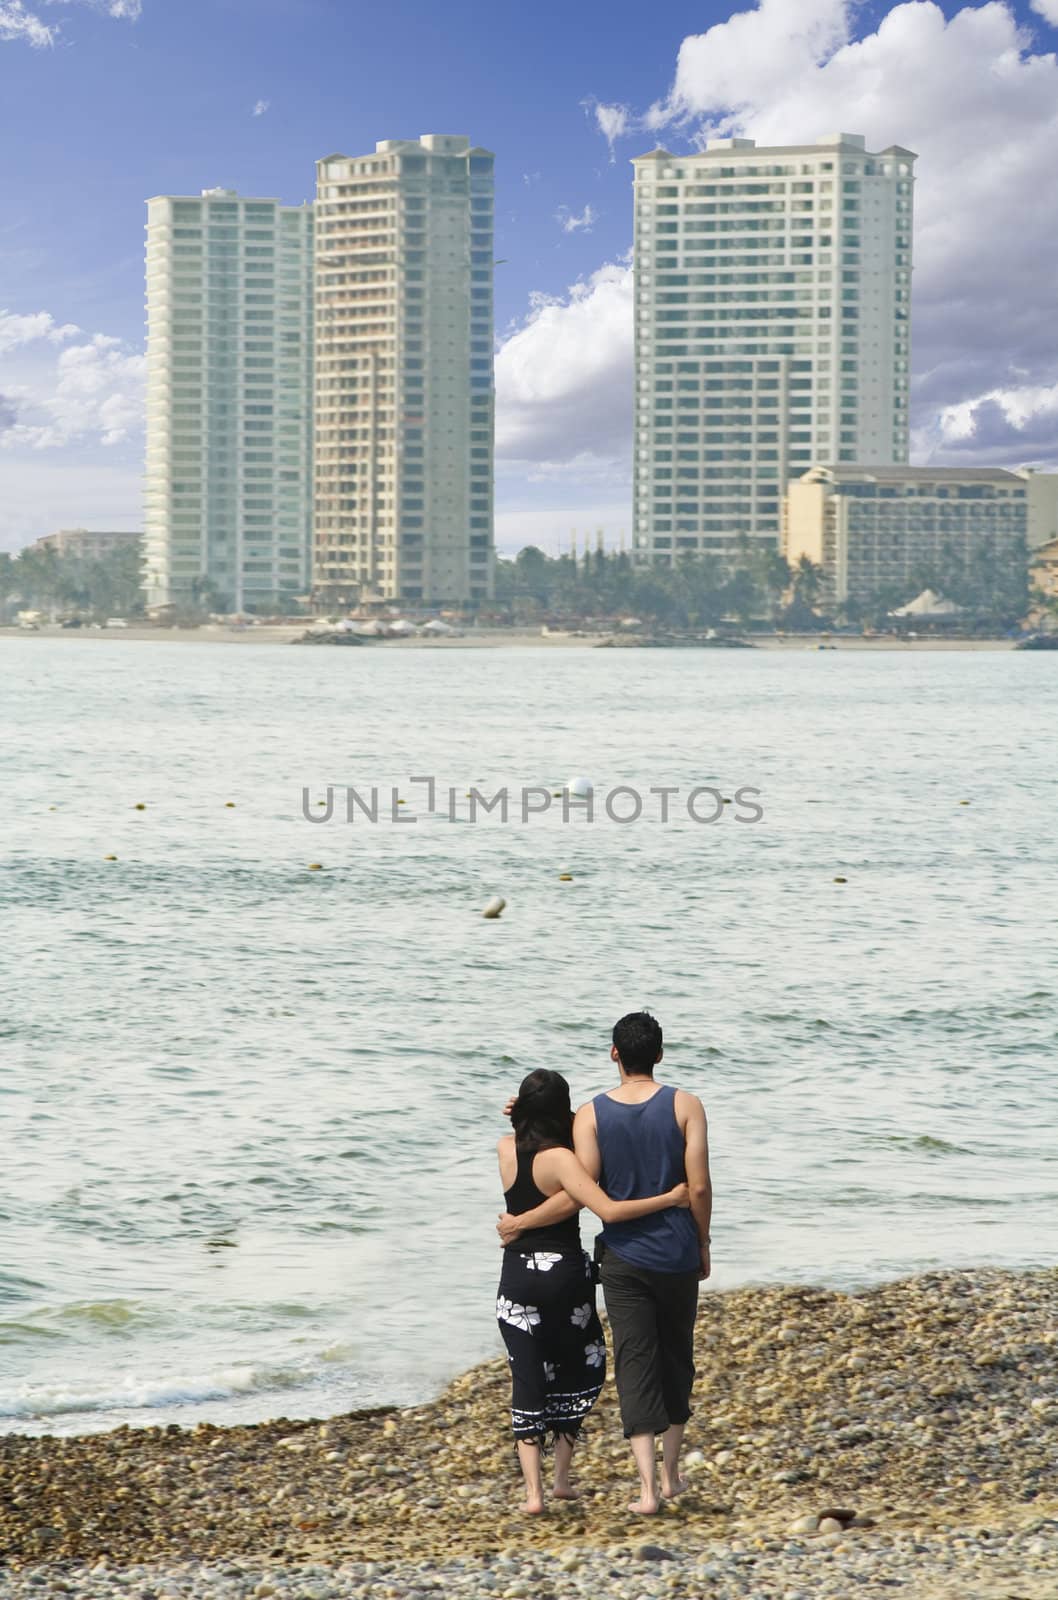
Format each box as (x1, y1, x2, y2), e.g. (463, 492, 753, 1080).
(612, 1011, 663, 1076)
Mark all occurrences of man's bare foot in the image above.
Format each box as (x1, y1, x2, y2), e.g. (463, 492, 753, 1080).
(553, 1485, 582, 1500)
(628, 1496, 660, 1514)
(523, 1495, 545, 1515)
(661, 1475, 689, 1499)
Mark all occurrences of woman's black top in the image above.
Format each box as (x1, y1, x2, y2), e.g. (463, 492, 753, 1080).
(504, 1147, 581, 1253)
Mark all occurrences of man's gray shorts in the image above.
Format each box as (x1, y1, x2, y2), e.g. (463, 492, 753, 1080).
(599, 1244, 699, 1438)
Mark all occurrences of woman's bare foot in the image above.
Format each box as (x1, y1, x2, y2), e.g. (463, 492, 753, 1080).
(661, 1474, 689, 1499)
(628, 1495, 660, 1514)
(517, 1440, 545, 1515)
(552, 1484, 583, 1501)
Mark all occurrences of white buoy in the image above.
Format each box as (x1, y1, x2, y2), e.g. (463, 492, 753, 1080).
(482, 895, 506, 919)
(568, 775, 593, 798)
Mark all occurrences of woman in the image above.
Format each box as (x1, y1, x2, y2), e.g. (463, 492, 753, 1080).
(497, 1067, 689, 1513)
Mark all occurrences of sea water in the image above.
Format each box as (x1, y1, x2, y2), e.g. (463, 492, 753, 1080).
(2, 639, 1056, 1435)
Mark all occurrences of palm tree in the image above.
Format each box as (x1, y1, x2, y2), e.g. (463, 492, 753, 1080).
(721, 568, 758, 627)
(791, 554, 825, 610)
(0, 552, 16, 614)
(189, 575, 232, 615)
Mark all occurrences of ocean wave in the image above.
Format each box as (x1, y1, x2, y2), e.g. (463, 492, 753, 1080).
(0, 1360, 316, 1421)
(0, 1299, 162, 1346)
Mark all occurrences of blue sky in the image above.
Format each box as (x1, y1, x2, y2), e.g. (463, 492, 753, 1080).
(3, 0, 1058, 554)
(2, 0, 699, 337)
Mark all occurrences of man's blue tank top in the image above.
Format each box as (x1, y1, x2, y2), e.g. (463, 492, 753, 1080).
(595, 1084, 700, 1274)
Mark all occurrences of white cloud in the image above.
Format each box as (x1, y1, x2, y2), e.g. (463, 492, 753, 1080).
(555, 203, 598, 234)
(47, 0, 143, 14)
(495, 261, 634, 468)
(518, 1, 1058, 494)
(50, 336, 146, 447)
(939, 384, 1058, 443)
(0, 309, 80, 352)
(1, 0, 141, 46)
(0, 308, 145, 548)
(915, 381, 1058, 466)
(643, 0, 1058, 463)
(0, 315, 145, 451)
(647, 0, 850, 131)
(0, 3, 55, 45)
(252, 98, 270, 117)
(1030, 0, 1058, 25)
(584, 98, 633, 160)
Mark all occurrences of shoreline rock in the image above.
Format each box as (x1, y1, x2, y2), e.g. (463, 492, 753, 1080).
(2, 1267, 1057, 1589)
(290, 630, 368, 646)
(594, 633, 756, 649)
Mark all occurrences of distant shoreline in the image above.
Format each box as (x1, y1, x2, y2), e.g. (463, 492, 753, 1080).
(0, 625, 1021, 651)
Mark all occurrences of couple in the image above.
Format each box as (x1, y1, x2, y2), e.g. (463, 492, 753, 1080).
(495, 1011, 712, 1515)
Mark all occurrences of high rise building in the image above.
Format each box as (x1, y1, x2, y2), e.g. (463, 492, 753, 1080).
(632, 134, 915, 562)
(313, 135, 495, 607)
(144, 188, 314, 613)
(784, 465, 1058, 609)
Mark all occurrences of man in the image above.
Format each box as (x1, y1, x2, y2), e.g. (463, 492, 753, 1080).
(498, 1012, 711, 1514)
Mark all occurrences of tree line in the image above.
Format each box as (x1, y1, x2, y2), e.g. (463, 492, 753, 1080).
(494, 536, 1029, 632)
(1, 530, 1030, 631)
(494, 543, 816, 630)
(0, 542, 146, 620)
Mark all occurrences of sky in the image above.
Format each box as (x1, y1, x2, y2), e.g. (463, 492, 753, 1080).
(2, 0, 1058, 556)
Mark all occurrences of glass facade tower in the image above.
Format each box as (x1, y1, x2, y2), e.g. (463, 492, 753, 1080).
(144, 189, 314, 612)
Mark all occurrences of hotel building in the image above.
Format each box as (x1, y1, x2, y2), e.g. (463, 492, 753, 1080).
(313, 135, 495, 607)
(784, 465, 1058, 608)
(632, 134, 915, 561)
(32, 529, 142, 561)
(144, 189, 314, 612)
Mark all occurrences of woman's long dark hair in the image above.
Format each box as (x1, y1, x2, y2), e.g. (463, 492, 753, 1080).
(511, 1069, 574, 1155)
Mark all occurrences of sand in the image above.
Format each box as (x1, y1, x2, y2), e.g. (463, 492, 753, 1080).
(0, 625, 1019, 650)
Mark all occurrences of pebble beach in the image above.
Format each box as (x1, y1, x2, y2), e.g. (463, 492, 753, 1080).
(4, 1268, 1057, 1599)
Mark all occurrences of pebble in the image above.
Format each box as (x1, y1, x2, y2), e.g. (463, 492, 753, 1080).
(4, 1270, 1058, 1598)
(0, 1533, 1056, 1600)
